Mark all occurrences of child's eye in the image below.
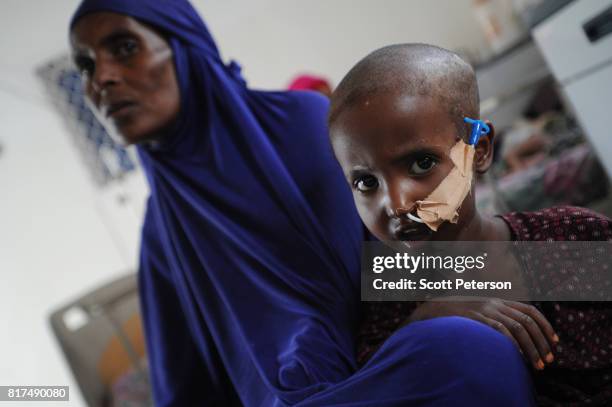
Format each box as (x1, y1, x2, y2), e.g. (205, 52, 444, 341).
(410, 156, 437, 175)
(353, 175, 379, 193)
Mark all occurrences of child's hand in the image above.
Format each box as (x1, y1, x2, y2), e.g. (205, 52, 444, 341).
(409, 298, 559, 370)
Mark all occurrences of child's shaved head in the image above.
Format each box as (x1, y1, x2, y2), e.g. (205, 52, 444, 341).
(329, 43, 479, 139)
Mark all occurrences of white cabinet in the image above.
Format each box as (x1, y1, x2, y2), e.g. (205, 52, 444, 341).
(534, 0, 612, 179)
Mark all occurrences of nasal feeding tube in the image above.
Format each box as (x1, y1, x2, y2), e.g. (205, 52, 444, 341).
(405, 117, 491, 230)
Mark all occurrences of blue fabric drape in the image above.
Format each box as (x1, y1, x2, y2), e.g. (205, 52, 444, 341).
(71, 1, 535, 406)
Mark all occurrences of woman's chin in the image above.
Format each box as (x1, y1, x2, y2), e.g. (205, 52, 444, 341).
(109, 125, 154, 146)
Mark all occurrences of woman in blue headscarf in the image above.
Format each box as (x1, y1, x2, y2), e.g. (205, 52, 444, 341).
(69, 1, 534, 405)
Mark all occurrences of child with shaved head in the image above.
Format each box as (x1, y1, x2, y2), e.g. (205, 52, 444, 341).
(329, 44, 612, 406)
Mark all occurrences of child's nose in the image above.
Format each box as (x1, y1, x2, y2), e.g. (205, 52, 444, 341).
(383, 180, 415, 219)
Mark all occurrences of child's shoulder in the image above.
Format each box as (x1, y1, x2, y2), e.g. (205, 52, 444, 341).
(499, 205, 612, 241)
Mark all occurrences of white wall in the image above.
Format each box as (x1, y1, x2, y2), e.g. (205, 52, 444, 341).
(1, 2, 131, 406)
(194, 0, 491, 88)
(0, 1, 489, 406)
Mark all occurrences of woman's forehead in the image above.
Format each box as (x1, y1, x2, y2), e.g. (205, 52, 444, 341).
(71, 12, 144, 49)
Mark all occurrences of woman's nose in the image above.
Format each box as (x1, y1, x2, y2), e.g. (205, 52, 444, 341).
(91, 60, 120, 95)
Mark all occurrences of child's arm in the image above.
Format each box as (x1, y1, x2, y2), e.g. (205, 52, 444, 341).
(408, 298, 558, 371)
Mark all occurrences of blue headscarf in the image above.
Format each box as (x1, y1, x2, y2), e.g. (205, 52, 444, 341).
(71, 1, 365, 405)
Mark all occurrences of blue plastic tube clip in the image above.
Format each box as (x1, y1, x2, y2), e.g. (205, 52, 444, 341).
(464, 117, 490, 146)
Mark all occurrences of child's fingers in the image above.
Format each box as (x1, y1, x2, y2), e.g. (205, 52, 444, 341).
(500, 305, 553, 366)
(505, 301, 559, 347)
(493, 311, 544, 370)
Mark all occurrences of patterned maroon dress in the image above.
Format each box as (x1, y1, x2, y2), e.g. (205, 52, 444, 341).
(356, 206, 612, 406)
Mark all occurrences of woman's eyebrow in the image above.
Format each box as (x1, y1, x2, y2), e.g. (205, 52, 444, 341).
(97, 29, 137, 48)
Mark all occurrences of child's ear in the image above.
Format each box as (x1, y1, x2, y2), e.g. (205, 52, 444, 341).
(474, 120, 495, 174)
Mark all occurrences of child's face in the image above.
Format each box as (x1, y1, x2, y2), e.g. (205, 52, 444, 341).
(330, 92, 479, 242)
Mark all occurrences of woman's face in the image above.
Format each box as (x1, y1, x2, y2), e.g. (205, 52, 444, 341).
(71, 12, 180, 145)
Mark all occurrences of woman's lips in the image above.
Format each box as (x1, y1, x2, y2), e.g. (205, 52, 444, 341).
(106, 101, 137, 118)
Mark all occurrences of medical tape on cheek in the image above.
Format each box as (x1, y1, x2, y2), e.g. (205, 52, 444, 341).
(414, 118, 489, 231)
(415, 140, 475, 231)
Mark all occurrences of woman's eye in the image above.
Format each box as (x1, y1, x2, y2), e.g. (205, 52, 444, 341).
(410, 156, 437, 175)
(354, 175, 379, 193)
(114, 39, 138, 58)
(75, 57, 94, 77)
